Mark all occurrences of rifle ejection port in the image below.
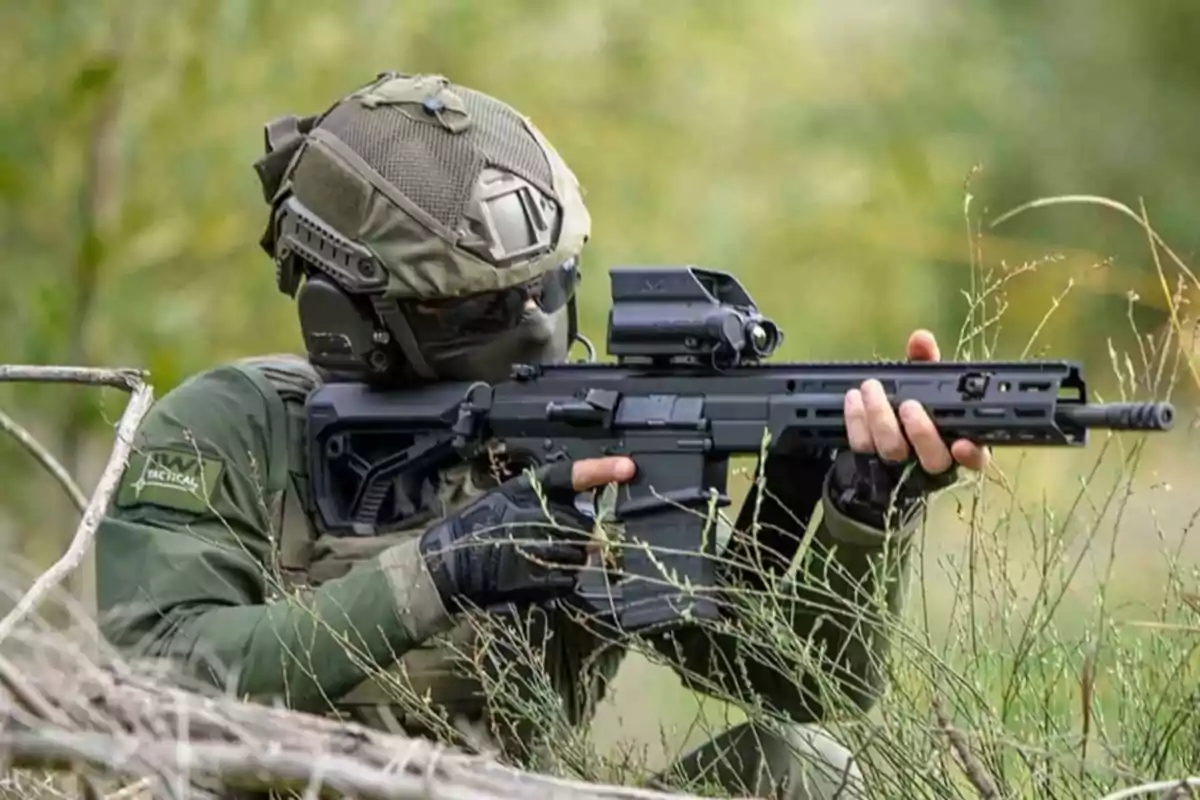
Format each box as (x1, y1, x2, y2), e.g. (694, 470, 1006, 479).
(613, 395, 706, 429)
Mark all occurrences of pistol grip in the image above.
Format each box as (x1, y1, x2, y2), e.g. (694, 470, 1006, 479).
(573, 453, 730, 634)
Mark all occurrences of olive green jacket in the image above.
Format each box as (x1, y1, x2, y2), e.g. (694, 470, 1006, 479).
(96, 360, 919, 720)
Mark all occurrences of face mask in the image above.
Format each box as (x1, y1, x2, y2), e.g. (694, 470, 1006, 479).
(421, 303, 571, 383)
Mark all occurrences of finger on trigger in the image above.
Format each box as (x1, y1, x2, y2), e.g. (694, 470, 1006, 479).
(862, 380, 910, 462)
(571, 456, 636, 491)
(844, 389, 873, 452)
(899, 400, 953, 474)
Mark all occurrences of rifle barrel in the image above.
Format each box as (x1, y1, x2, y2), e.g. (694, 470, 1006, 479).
(1056, 402, 1175, 431)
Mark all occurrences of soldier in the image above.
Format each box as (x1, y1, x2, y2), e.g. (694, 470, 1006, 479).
(96, 71, 989, 800)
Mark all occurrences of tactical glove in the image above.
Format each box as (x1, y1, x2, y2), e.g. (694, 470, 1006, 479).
(417, 461, 594, 612)
(829, 450, 959, 531)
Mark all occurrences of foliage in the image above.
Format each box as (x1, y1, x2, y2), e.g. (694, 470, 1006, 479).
(1, 1, 1199, 798)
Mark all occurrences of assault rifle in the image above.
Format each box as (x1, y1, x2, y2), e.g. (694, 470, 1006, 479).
(305, 266, 1175, 633)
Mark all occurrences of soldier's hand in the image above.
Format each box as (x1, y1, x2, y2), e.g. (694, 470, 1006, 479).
(418, 457, 637, 612)
(571, 456, 637, 489)
(844, 329, 991, 475)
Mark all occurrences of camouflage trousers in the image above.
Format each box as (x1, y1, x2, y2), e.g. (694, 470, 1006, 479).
(337, 602, 868, 800)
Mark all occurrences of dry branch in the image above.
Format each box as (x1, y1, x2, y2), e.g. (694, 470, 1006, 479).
(0, 365, 154, 641)
(0, 408, 88, 513)
(0, 365, 147, 391)
(0, 623, 737, 800)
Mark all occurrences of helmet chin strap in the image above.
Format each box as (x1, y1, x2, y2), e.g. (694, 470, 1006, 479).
(369, 297, 438, 381)
(566, 294, 597, 363)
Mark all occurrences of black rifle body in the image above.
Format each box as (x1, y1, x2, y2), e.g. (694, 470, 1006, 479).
(306, 359, 1172, 633)
(305, 266, 1175, 634)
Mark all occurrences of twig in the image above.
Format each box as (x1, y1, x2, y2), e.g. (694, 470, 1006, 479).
(932, 696, 1000, 800)
(1094, 778, 1200, 800)
(0, 369, 154, 641)
(0, 365, 147, 390)
(0, 408, 88, 513)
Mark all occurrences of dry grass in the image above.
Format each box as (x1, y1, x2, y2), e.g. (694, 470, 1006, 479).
(0, 192, 1197, 798)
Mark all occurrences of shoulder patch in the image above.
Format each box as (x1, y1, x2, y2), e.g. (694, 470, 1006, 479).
(115, 449, 226, 514)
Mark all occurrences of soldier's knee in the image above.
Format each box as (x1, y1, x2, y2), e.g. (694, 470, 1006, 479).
(761, 722, 867, 800)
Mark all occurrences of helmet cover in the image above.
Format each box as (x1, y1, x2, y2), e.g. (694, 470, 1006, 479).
(280, 73, 591, 302)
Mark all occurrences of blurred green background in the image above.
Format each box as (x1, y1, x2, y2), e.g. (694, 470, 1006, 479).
(0, 0, 1197, 775)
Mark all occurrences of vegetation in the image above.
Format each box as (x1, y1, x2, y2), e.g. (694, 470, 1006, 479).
(0, 2, 1197, 797)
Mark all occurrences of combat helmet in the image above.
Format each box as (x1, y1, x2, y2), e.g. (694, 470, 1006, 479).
(253, 71, 591, 383)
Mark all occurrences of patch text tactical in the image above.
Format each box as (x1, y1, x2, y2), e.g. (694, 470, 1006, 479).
(115, 449, 226, 514)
